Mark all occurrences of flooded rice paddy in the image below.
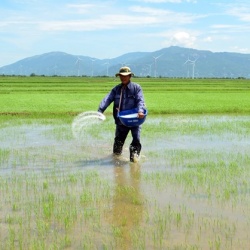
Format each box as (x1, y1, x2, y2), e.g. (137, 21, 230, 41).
(0, 115, 249, 249)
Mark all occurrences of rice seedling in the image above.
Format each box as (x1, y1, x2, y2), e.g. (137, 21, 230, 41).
(0, 77, 249, 249)
(0, 116, 249, 249)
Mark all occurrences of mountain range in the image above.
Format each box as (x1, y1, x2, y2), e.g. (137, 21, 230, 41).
(1, 46, 250, 78)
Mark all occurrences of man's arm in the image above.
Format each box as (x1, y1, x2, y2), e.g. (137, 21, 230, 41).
(98, 88, 116, 113)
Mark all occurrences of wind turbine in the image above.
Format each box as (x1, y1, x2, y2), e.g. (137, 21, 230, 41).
(75, 57, 83, 76)
(153, 54, 163, 77)
(147, 63, 153, 76)
(103, 60, 110, 77)
(91, 58, 96, 77)
(120, 62, 129, 67)
(53, 64, 58, 75)
(184, 55, 199, 79)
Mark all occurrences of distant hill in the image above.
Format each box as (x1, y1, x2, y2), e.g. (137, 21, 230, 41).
(1, 46, 250, 78)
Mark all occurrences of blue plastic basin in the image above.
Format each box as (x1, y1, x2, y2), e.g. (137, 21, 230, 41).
(118, 108, 148, 127)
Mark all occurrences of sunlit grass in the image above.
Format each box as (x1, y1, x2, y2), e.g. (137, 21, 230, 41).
(0, 77, 249, 116)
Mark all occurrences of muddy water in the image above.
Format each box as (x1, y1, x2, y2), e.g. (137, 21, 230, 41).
(0, 115, 249, 249)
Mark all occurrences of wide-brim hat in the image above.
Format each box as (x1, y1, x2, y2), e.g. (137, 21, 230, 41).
(115, 66, 134, 77)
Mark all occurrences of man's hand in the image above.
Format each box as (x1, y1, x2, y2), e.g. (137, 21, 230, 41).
(138, 112, 145, 119)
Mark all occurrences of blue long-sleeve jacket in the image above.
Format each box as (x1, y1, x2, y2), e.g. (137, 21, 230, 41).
(98, 81, 145, 125)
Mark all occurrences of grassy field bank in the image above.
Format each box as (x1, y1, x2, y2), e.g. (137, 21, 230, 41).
(0, 76, 249, 117)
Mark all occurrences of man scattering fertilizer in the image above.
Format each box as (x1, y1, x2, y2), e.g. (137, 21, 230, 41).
(98, 66, 147, 162)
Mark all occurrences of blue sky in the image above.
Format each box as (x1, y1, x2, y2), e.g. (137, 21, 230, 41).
(0, 0, 250, 66)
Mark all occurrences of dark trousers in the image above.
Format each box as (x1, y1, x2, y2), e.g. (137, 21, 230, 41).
(113, 124, 142, 157)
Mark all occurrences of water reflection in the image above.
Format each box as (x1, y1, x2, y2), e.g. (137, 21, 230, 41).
(109, 161, 145, 249)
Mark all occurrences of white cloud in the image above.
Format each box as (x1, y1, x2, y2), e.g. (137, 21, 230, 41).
(0, 2, 202, 34)
(231, 46, 249, 53)
(210, 23, 250, 34)
(170, 31, 196, 47)
(130, 6, 202, 25)
(130, 6, 171, 15)
(203, 36, 213, 42)
(211, 24, 239, 29)
(11, 0, 38, 3)
(154, 30, 197, 48)
(66, 4, 96, 14)
(37, 5, 202, 32)
(39, 15, 159, 31)
(227, 5, 250, 22)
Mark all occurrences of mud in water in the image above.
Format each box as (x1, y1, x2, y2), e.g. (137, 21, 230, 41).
(0, 115, 249, 249)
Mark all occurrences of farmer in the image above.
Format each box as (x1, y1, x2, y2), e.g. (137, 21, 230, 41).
(98, 66, 146, 162)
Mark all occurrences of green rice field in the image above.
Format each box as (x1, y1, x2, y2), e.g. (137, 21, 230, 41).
(0, 76, 249, 249)
(0, 77, 249, 116)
